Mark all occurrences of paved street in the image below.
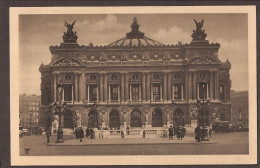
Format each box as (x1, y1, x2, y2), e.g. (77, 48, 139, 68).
(19, 132, 248, 156)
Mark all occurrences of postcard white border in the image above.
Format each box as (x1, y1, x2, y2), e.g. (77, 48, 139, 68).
(10, 6, 257, 165)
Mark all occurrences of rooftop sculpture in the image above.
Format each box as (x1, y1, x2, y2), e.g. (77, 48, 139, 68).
(191, 19, 207, 41)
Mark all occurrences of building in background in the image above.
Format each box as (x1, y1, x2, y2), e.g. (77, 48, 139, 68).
(39, 18, 231, 132)
(230, 90, 248, 127)
(19, 94, 41, 129)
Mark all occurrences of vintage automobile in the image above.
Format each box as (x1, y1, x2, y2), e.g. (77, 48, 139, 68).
(212, 120, 231, 133)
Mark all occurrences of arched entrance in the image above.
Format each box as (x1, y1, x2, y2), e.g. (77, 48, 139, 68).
(63, 109, 73, 129)
(88, 110, 98, 128)
(173, 109, 184, 127)
(109, 110, 120, 129)
(152, 109, 163, 127)
(130, 111, 141, 127)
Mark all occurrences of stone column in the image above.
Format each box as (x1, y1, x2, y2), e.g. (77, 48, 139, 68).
(100, 74, 104, 103)
(163, 72, 167, 102)
(104, 74, 108, 103)
(160, 84, 163, 102)
(172, 84, 175, 100)
(146, 73, 150, 101)
(121, 73, 125, 102)
(129, 84, 132, 102)
(75, 74, 78, 102)
(206, 83, 209, 99)
(142, 73, 146, 102)
(139, 84, 141, 102)
(87, 85, 90, 103)
(215, 71, 219, 100)
(118, 85, 120, 102)
(80, 73, 86, 103)
(53, 73, 57, 102)
(151, 84, 153, 101)
(210, 71, 214, 100)
(108, 85, 111, 102)
(188, 71, 192, 100)
(167, 73, 171, 101)
(72, 85, 74, 102)
(97, 86, 99, 102)
(192, 72, 197, 100)
(181, 84, 184, 100)
(125, 73, 129, 102)
(197, 83, 199, 99)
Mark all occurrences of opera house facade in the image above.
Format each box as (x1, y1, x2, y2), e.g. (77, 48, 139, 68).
(39, 18, 231, 133)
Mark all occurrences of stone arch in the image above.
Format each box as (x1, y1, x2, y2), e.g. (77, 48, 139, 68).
(130, 110, 142, 127)
(109, 109, 120, 129)
(63, 108, 74, 129)
(152, 108, 163, 127)
(88, 109, 99, 128)
(173, 108, 185, 127)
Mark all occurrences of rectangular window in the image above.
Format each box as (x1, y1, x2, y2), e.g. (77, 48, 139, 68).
(132, 84, 139, 102)
(152, 84, 160, 101)
(110, 85, 119, 101)
(90, 85, 98, 102)
(173, 84, 182, 99)
(63, 84, 73, 101)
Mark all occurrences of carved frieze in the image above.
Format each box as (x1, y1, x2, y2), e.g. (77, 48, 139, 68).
(52, 58, 81, 66)
(188, 55, 220, 64)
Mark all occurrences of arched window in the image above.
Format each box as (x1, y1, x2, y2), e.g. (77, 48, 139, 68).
(130, 111, 141, 127)
(88, 111, 98, 128)
(109, 110, 120, 129)
(152, 109, 163, 127)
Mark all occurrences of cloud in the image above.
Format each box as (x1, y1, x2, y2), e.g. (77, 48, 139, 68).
(150, 26, 192, 45)
(76, 15, 128, 45)
(211, 38, 248, 91)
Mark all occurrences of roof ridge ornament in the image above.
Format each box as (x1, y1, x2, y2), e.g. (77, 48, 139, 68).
(126, 17, 145, 39)
(191, 19, 207, 41)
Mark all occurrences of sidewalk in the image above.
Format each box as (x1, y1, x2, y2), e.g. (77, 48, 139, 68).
(47, 136, 216, 146)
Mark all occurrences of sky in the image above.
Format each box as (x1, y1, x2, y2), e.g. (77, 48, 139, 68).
(19, 14, 248, 95)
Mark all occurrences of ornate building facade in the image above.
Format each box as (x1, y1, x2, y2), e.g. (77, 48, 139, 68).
(39, 18, 231, 131)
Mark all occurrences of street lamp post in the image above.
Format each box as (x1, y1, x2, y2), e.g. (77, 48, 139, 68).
(29, 111, 33, 135)
(197, 82, 210, 141)
(52, 84, 65, 143)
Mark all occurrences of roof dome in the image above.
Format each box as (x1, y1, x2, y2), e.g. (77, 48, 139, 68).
(108, 17, 164, 47)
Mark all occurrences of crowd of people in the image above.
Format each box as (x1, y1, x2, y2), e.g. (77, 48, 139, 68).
(168, 125, 187, 140)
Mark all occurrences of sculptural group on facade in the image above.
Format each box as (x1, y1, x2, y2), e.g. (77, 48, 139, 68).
(192, 19, 207, 41)
(63, 21, 78, 43)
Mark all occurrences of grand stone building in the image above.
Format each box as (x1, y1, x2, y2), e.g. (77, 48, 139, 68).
(39, 18, 231, 131)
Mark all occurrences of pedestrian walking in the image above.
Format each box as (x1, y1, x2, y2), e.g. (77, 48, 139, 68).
(195, 125, 201, 142)
(85, 127, 89, 138)
(74, 127, 79, 140)
(121, 130, 124, 138)
(142, 130, 146, 138)
(78, 127, 84, 142)
(46, 128, 51, 143)
(90, 128, 94, 139)
(209, 127, 212, 138)
(126, 126, 130, 135)
(168, 125, 174, 140)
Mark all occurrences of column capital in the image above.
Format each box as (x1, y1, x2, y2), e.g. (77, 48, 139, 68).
(99, 72, 107, 74)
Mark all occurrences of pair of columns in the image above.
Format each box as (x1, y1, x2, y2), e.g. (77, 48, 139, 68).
(187, 70, 219, 100)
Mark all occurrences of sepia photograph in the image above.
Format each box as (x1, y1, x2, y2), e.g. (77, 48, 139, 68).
(10, 6, 257, 166)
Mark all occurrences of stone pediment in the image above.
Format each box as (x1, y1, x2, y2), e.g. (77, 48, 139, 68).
(187, 55, 220, 64)
(51, 58, 82, 66)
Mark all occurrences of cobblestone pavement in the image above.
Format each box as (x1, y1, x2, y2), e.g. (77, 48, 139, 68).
(19, 132, 248, 155)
